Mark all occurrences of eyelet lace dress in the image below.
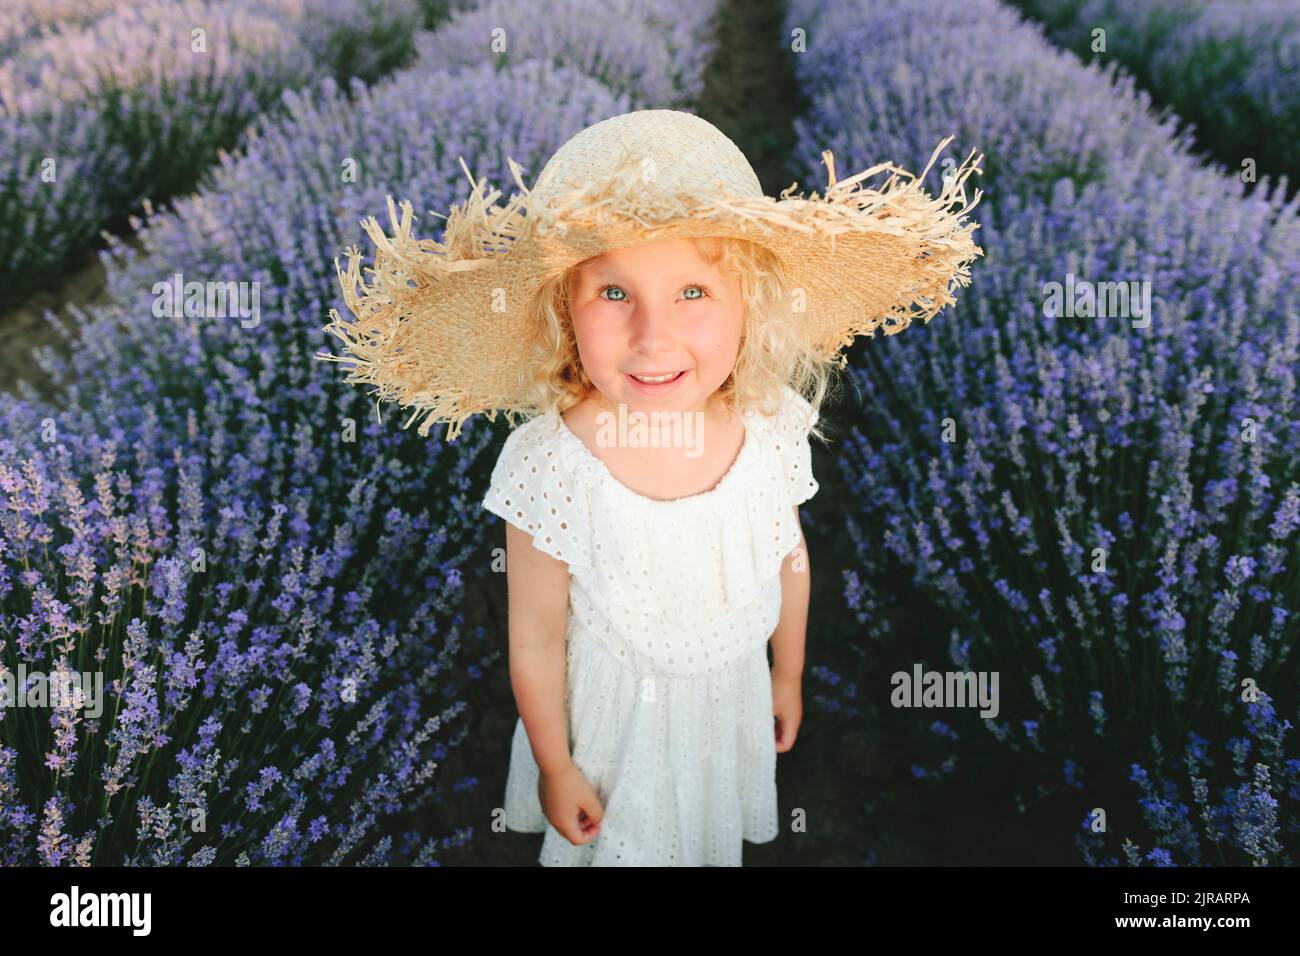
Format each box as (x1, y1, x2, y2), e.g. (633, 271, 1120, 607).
(481, 384, 819, 866)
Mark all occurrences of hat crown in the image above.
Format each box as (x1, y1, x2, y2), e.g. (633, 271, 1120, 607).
(529, 109, 763, 211)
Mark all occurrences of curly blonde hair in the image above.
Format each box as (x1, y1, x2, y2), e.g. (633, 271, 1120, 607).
(520, 236, 838, 444)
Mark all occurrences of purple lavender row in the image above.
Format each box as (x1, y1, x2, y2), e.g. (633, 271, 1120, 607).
(1017, 0, 1300, 195)
(0, 0, 720, 864)
(0, 0, 425, 302)
(787, 0, 1300, 864)
(415, 0, 721, 107)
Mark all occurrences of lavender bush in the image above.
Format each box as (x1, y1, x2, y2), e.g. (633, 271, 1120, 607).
(1016, 0, 1300, 194)
(0, 393, 484, 866)
(0, 0, 124, 59)
(0, 0, 424, 301)
(415, 0, 721, 108)
(1, 0, 719, 860)
(787, 0, 1300, 864)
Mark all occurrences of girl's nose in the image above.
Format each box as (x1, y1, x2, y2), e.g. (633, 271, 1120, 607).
(627, 302, 676, 355)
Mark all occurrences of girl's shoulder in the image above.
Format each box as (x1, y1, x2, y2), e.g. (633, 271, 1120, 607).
(775, 383, 817, 429)
(485, 409, 582, 509)
(753, 383, 819, 507)
(480, 409, 593, 569)
(751, 383, 817, 442)
(495, 407, 569, 459)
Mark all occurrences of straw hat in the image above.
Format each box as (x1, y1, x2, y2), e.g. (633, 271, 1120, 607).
(317, 109, 983, 440)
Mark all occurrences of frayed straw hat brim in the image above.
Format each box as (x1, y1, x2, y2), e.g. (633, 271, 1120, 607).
(318, 110, 983, 440)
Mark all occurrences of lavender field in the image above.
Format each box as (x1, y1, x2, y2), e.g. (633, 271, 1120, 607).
(0, 0, 435, 306)
(1014, 0, 1300, 198)
(0, 0, 1295, 873)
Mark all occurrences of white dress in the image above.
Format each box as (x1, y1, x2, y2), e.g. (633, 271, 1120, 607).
(481, 384, 819, 866)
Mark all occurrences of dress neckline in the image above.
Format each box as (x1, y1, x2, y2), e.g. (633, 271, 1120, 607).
(554, 407, 755, 505)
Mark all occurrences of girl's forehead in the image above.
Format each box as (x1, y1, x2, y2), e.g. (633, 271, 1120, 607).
(579, 238, 715, 275)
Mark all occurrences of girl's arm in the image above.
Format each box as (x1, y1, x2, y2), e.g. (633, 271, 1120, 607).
(771, 504, 809, 679)
(504, 521, 574, 776)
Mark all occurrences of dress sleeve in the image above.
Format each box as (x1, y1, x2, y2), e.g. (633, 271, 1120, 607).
(771, 385, 820, 507)
(481, 417, 592, 569)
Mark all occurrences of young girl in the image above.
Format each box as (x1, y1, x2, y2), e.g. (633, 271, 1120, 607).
(320, 108, 983, 867)
(483, 231, 826, 866)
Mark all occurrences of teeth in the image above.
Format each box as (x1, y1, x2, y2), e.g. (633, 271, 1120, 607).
(631, 371, 679, 383)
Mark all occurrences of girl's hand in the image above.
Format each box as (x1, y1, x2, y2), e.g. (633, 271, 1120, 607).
(538, 763, 605, 846)
(772, 670, 803, 753)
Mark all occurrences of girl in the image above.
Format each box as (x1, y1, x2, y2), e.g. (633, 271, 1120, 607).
(320, 108, 983, 866)
(485, 231, 826, 866)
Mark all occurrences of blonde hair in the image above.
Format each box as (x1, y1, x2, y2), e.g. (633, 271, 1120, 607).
(520, 236, 838, 444)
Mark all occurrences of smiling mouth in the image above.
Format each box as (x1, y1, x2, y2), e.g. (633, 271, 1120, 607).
(628, 370, 686, 384)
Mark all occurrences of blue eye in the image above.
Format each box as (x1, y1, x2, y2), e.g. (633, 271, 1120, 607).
(597, 284, 709, 302)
